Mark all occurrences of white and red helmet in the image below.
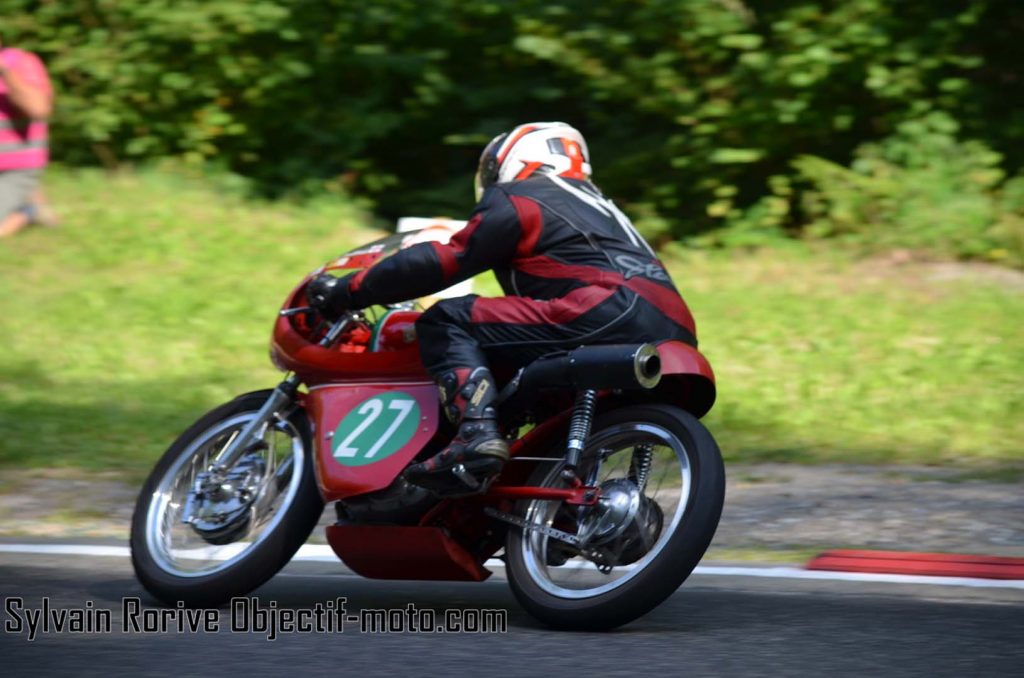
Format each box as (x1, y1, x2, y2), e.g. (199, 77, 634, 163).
(474, 122, 592, 200)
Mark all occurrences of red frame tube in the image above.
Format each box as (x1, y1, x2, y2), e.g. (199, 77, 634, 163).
(485, 485, 600, 505)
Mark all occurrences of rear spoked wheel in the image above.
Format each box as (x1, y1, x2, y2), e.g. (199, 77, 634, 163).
(505, 404, 725, 630)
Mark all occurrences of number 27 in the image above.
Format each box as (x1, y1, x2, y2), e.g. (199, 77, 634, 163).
(334, 398, 415, 459)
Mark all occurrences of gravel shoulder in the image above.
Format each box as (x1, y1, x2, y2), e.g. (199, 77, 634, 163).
(1, 464, 1021, 559)
(712, 464, 1024, 558)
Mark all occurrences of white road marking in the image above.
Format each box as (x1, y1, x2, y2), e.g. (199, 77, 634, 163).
(0, 542, 340, 562)
(683, 565, 1024, 590)
(0, 544, 131, 558)
(2, 543, 1022, 589)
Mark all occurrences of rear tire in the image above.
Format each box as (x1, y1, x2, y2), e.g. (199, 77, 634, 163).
(505, 404, 725, 630)
(130, 391, 323, 607)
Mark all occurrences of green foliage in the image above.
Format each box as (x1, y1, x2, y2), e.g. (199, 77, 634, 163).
(4, 1, 1024, 257)
(794, 114, 1023, 265)
(704, 113, 1024, 264)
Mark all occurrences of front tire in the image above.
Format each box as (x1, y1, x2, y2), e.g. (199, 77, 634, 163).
(505, 404, 725, 630)
(130, 391, 323, 607)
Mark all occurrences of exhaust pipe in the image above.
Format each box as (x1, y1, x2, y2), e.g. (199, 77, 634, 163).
(512, 343, 662, 397)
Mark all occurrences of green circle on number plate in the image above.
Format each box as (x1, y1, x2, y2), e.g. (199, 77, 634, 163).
(331, 392, 422, 466)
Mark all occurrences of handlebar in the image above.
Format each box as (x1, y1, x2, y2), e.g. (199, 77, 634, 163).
(279, 306, 313, 317)
(318, 312, 360, 347)
(278, 304, 360, 348)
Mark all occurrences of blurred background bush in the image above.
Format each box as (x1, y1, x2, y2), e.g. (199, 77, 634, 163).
(4, 0, 1022, 264)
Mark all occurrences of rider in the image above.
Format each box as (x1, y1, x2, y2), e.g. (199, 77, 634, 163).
(309, 122, 698, 495)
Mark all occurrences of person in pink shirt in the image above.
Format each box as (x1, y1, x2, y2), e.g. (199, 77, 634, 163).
(0, 37, 54, 238)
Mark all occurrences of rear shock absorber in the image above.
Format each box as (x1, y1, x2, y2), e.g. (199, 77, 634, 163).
(629, 444, 654, 492)
(562, 389, 598, 481)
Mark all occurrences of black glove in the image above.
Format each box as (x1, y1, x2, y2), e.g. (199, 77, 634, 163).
(306, 273, 355, 320)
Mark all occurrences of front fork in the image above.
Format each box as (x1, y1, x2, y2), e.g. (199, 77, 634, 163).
(208, 308, 354, 473)
(182, 311, 353, 526)
(210, 374, 301, 473)
(179, 375, 302, 527)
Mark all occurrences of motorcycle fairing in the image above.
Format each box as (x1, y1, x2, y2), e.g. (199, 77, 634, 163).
(307, 382, 440, 501)
(325, 525, 491, 581)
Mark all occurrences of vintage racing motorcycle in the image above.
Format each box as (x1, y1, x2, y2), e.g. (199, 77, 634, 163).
(130, 226, 725, 630)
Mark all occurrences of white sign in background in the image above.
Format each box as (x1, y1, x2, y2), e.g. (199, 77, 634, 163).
(396, 217, 474, 300)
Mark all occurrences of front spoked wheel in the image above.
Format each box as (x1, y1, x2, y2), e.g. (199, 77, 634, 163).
(130, 391, 323, 606)
(505, 404, 725, 630)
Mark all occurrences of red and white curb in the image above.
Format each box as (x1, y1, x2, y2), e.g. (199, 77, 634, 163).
(807, 549, 1024, 580)
(2, 543, 1023, 590)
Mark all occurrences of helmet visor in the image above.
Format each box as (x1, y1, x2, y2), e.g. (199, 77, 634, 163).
(474, 132, 507, 202)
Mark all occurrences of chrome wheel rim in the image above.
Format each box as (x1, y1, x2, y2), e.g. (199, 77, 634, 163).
(519, 423, 692, 599)
(144, 412, 305, 578)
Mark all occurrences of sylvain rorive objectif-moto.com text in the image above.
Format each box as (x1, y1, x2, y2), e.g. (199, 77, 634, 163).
(3, 596, 508, 640)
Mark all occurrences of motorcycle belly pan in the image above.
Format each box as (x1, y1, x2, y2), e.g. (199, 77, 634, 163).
(306, 382, 439, 501)
(326, 525, 491, 581)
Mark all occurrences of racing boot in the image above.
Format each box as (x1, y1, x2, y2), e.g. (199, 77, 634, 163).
(403, 366, 509, 496)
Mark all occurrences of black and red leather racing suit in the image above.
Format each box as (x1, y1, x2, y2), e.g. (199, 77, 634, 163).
(342, 174, 698, 376)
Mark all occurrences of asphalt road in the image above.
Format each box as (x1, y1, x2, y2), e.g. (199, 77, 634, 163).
(1, 549, 1022, 677)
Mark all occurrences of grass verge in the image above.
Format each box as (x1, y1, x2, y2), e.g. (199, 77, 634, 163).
(1, 166, 1021, 479)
